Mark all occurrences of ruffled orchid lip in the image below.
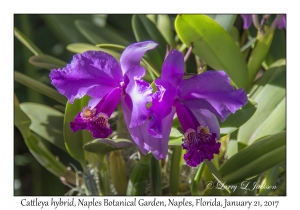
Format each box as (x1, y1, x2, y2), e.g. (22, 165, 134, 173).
(182, 125, 220, 167)
(174, 101, 221, 167)
(70, 87, 123, 138)
(70, 106, 112, 138)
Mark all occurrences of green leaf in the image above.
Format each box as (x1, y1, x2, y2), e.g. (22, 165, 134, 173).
(19, 102, 66, 152)
(190, 162, 205, 195)
(67, 43, 101, 53)
(169, 146, 184, 195)
(225, 131, 238, 159)
(220, 132, 286, 184)
(259, 165, 282, 195)
(42, 15, 90, 44)
(156, 14, 174, 46)
(268, 58, 286, 69)
(14, 71, 67, 105)
(96, 43, 125, 51)
(132, 14, 167, 71)
(264, 29, 286, 69)
(94, 155, 110, 195)
(238, 64, 286, 145)
(109, 151, 128, 195)
(249, 61, 285, 98)
(205, 14, 216, 19)
(63, 96, 93, 166)
(247, 28, 275, 85)
(66, 43, 120, 60)
(205, 160, 231, 193)
(14, 103, 69, 179)
(214, 15, 237, 32)
(75, 20, 129, 45)
(219, 98, 257, 137)
(127, 154, 151, 195)
(150, 156, 162, 195)
(146, 14, 157, 24)
(83, 138, 134, 154)
(168, 128, 183, 146)
(140, 57, 160, 78)
(175, 15, 248, 89)
(14, 27, 43, 56)
(240, 37, 257, 52)
(29, 54, 67, 70)
(229, 26, 240, 46)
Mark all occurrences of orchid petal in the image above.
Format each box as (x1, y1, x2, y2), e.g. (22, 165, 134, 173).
(174, 101, 199, 132)
(278, 15, 286, 29)
(124, 66, 146, 81)
(161, 50, 184, 87)
(148, 79, 177, 137)
(70, 113, 87, 132)
(124, 68, 152, 127)
(177, 106, 221, 167)
(88, 97, 102, 109)
(95, 87, 122, 117)
(122, 97, 175, 159)
(241, 14, 253, 29)
(120, 41, 158, 75)
(189, 108, 220, 139)
(184, 140, 220, 167)
(70, 108, 112, 139)
(178, 70, 248, 121)
(149, 108, 176, 160)
(70, 88, 121, 139)
(121, 97, 149, 155)
(86, 121, 112, 138)
(50, 51, 123, 103)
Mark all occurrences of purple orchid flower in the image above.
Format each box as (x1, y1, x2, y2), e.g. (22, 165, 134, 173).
(241, 14, 253, 29)
(277, 15, 286, 29)
(50, 41, 158, 155)
(241, 14, 286, 30)
(148, 50, 248, 167)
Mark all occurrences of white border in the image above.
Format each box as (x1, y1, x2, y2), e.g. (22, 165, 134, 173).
(2, 0, 298, 209)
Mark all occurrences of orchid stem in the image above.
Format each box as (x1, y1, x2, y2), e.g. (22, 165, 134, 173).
(150, 155, 162, 195)
(164, 44, 172, 60)
(260, 14, 271, 26)
(252, 15, 261, 31)
(83, 167, 99, 195)
(184, 45, 193, 62)
(169, 146, 183, 195)
(97, 155, 110, 195)
(259, 14, 271, 36)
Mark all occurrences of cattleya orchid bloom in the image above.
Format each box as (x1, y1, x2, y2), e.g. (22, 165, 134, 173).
(50, 41, 158, 155)
(148, 50, 248, 167)
(241, 14, 286, 30)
